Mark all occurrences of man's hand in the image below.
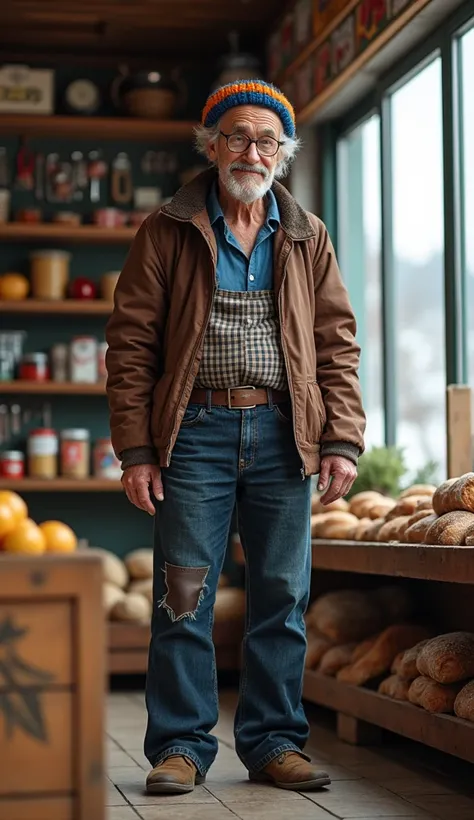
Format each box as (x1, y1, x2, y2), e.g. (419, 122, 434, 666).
(122, 464, 164, 515)
(318, 456, 357, 505)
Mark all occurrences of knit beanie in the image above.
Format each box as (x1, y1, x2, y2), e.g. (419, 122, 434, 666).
(201, 80, 296, 139)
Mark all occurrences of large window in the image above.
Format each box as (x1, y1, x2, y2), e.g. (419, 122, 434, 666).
(333, 2, 474, 481)
(337, 116, 384, 449)
(391, 59, 446, 478)
(460, 25, 474, 389)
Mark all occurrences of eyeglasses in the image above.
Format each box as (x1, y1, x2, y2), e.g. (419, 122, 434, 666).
(219, 131, 283, 157)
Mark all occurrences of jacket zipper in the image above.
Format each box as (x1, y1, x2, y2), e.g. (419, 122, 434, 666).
(165, 220, 216, 466)
(278, 240, 306, 481)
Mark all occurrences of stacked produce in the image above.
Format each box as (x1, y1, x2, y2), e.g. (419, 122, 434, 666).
(305, 585, 431, 679)
(0, 489, 77, 554)
(305, 586, 474, 723)
(99, 546, 244, 624)
(311, 472, 474, 545)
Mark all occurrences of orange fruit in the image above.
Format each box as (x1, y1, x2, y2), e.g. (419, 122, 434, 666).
(0, 502, 16, 544)
(39, 520, 77, 553)
(3, 519, 46, 555)
(0, 491, 28, 525)
(0, 272, 29, 300)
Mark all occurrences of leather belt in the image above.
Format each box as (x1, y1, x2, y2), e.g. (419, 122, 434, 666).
(190, 386, 290, 410)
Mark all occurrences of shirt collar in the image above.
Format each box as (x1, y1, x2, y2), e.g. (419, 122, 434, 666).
(207, 181, 280, 228)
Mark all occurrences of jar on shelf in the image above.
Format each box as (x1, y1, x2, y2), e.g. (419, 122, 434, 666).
(0, 450, 25, 479)
(60, 429, 90, 479)
(19, 352, 50, 381)
(50, 343, 69, 382)
(30, 249, 71, 300)
(70, 337, 98, 383)
(97, 342, 108, 380)
(27, 429, 58, 479)
(93, 438, 121, 479)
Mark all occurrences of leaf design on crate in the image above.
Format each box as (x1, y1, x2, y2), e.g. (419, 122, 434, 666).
(0, 615, 55, 743)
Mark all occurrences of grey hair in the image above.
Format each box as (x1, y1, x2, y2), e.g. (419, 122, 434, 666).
(193, 120, 301, 179)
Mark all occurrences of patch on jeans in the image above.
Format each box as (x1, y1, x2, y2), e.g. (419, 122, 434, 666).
(158, 562, 210, 622)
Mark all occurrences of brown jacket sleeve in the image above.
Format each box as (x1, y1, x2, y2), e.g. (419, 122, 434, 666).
(105, 220, 168, 460)
(312, 217, 366, 456)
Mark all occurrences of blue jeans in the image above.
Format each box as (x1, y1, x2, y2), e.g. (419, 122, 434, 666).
(144, 395, 312, 775)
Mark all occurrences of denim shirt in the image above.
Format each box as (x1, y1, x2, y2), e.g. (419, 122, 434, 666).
(206, 182, 280, 291)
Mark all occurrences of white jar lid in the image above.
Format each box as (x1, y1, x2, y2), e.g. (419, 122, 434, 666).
(61, 428, 90, 441)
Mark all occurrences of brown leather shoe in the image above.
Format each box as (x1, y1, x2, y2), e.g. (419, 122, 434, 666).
(250, 751, 331, 791)
(146, 754, 205, 794)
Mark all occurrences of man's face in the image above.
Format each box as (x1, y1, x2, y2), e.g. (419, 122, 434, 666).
(207, 105, 283, 204)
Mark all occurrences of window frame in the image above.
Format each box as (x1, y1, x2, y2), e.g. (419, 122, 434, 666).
(327, 0, 474, 451)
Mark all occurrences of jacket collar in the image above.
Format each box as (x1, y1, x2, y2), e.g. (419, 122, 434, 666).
(161, 168, 317, 241)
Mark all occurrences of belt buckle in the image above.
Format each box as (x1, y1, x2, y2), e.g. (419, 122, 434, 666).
(227, 385, 256, 410)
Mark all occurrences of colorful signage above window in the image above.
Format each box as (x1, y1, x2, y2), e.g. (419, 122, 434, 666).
(314, 0, 353, 37)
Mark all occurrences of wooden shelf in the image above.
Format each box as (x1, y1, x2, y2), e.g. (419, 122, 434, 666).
(311, 539, 474, 585)
(108, 619, 243, 674)
(0, 114, 196, 142)
(0, 299, 113, 315)
(0, 381, 106, 395)
(0, 224, 136, 243)
(0, 478, 122, 492)
(303, 670, 474, 766)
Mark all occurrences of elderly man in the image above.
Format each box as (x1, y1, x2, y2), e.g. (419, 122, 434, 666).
(106, 80, 365, 796)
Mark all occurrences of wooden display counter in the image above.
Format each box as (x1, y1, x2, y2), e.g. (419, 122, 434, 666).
(0, 553, 105, 820)
(233, 535, 474, 761)
(108, 617, 244, 675)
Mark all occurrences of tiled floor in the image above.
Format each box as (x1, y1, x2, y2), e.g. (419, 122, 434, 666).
(107, 689, 474, 820)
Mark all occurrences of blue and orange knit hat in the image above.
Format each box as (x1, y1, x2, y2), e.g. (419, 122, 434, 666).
(201, 80, 296, 139)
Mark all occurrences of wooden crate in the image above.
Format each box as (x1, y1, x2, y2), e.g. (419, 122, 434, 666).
(0, 554, 105, 820)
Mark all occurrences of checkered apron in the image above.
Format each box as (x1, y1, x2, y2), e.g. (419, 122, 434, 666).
(195, 289, 288, 390)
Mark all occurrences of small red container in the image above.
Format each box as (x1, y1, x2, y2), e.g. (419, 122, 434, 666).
(0, 450, 25, 479)
(19, 352, 50, 381)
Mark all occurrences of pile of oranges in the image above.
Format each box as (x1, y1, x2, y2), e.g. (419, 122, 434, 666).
(0, 490, 77, 555)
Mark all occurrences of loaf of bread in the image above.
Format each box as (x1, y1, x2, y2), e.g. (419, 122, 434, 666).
(124, 549, 153, 580)
(406, 509, 435, 528)
(311, 496, 349, 515)
(399, 484, 437, 499)
(386, 496, 429, 522)
(322, 520, 359, 540)
(92, 548, 128, 589)
(111, 592, 151, 622)
(454, 680, 474, 722)
(408, 675, 462, 713)
(378, 674, 410, 700)
(462, 522, 474, 545)
(432, 476, 472, 515)
(416, 632, 474, 683)
(337, 624, 431, 686)
(416, 498, 435, 512)
(353, 518, 373, 541)
(372, 585, 413, 622)
(351, 635, 378, 662)
(365, 518, 385, 541)
(311, 511, 359, 539)
(128, 578, 153, 604)
(368, 498, 397, 520)
(319, 643, 357, 676)
(405, 513, 438, 544)
(348, 491, 384, 519)
(425, 511, 474, 546)
(103, 582, 126, 615)
(305, 631, 333, 669)
(377, 516, 411, 543)
(309, 590, 384, 643)
(391, 639, 431, 680)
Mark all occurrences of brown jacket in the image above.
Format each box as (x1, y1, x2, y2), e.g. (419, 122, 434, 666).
(106, 169, 365, 476)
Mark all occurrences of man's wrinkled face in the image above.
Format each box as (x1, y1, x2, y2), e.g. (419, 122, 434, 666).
(207, 106, 283, 204)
